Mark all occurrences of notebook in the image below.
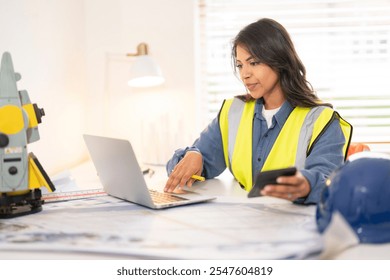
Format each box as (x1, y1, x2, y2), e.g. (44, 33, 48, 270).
(83, 134, 216, 209)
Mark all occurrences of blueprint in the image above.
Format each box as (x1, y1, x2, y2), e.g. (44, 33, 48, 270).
(0, 193, 322, 259)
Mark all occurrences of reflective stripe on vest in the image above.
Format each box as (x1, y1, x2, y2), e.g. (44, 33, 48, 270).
(219, 98, 255, 189)
(219, 98, 352, 191)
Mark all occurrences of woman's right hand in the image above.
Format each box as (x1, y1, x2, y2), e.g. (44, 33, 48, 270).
(164, 151, 203, 193)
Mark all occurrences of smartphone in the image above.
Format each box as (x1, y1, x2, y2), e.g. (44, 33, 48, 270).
(247, 167, 297, 198)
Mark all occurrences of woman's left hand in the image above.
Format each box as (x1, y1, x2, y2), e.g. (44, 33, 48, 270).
(260, 171, 310, 201)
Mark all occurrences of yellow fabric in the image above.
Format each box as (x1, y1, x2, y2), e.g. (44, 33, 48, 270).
(230, 100, 256, 189)
(0, 105, 24, 134)
(219, 99, 233, 168)
(309, 107, 334, 149)
(219, 100, 352, 191)
(219, 98, 256, 189)
(262, 107, 310, 172)
(308, 108, 352, 160)
(338, 116, 353, 160)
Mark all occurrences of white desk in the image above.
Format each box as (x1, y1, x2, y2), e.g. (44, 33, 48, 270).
(0, 161, 388, 260)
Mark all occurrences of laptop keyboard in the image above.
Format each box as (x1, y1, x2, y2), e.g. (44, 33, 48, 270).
(149, 189, 188, 204)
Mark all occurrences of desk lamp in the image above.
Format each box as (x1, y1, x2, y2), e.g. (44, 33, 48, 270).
(126, 43, 165, 88)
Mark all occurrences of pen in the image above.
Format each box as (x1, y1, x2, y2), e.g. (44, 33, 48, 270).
(191, 174, 205, 181)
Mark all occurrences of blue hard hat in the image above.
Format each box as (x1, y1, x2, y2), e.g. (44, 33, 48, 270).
(316, 152, 390, 244)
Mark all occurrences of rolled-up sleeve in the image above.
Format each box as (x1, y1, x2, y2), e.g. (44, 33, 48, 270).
(166, 117, 227, 178)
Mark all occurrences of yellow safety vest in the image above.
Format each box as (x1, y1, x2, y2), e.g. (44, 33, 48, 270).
(219, 98, 352, 191)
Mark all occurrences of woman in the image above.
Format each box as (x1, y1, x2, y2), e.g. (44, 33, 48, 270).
(164, 18, 352, 204)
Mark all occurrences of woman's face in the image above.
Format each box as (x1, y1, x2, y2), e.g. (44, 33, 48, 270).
(235, 45, 285, 109)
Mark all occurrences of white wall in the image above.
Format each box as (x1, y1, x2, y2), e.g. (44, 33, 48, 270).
(0, 0, 198, 175)
(84, 0, 198, 165)
(0, 0, 88, 174)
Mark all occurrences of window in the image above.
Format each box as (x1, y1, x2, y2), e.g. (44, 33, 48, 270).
(198, 0, 390, 152)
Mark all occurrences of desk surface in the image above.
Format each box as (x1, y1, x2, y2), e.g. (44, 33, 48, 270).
(0, 161, 389, 260)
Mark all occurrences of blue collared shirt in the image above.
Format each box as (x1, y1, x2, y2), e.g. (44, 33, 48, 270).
(166, 99, 346, 204)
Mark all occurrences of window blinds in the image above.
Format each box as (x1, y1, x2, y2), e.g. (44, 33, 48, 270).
(198, 0, 390, 147)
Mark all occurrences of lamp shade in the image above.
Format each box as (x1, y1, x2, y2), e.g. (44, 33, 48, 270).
(128, 55, 164, 87)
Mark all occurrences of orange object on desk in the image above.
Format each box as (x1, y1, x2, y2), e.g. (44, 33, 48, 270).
(347, 143, 370, 159)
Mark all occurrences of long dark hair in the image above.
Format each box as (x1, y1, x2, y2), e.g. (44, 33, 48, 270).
(232, 18, 331, 108)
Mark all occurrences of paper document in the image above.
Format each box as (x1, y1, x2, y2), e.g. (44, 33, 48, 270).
(0, 195, 322, 259)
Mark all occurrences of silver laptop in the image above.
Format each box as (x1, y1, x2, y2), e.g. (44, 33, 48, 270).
(83, 134, 215, 209)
